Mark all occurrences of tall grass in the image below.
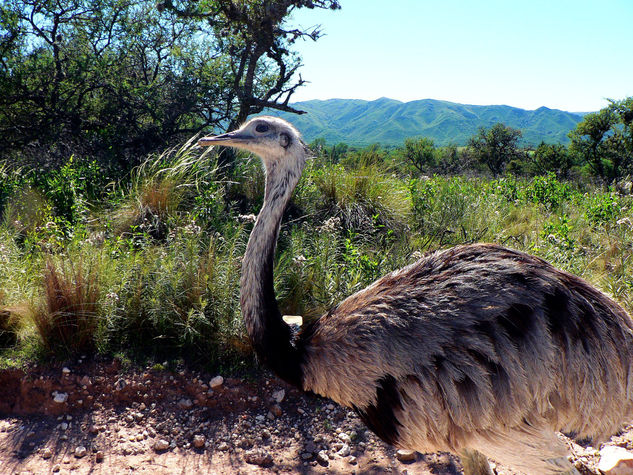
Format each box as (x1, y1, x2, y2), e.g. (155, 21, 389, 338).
(2, 145, 633, 369)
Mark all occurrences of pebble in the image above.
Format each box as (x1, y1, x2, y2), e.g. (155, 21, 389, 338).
(52, 392, 68, 404)
(316, 450, 330, 466)
(271, 389, 285, 403)
(60, 422, 68, 430)
(337, 444, 351, 457)
(95, 451, 104, 463)
(75, 446, 87, 458)
(396, 449, 417, 462)
(62, 367, 71, 374)
(244, 448, 273, 466)
(338, 432, 351, 444)
(153, 439, 170, 451)
(209, 376, 224, 389)
(193, 434, 205, 448)
(177, 398, 193, 410)
(218, 441, 230, 451)
(270, 404, 282, 417)
(52, 464, 61, 473)
(348, 455, 358, 465)
(41, 448, 53, 459)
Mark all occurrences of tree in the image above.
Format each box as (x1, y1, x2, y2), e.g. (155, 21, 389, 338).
(468, 123, 522, 176)
(0, 0, 340, 171)
(569, 98, 633, 181)
(401, 137, 436, 173)
(162, 0, 340, 130)
(532, 142, 573, 178)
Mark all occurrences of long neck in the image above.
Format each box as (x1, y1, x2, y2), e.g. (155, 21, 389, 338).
(240, 159, 304, 386)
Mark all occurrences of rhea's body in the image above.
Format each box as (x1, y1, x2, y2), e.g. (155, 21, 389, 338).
(199, 116, 633, 474)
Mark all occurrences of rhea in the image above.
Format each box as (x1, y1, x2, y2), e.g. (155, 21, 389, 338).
(199, 116, 633, 475)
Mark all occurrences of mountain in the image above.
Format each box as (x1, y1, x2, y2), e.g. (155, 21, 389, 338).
(266, 98, 584, 147)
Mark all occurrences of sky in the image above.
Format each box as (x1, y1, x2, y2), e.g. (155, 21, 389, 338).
(287, 0, 633, 112)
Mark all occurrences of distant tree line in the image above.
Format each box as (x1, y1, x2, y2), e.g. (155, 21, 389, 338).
(309, 98, 632, 183)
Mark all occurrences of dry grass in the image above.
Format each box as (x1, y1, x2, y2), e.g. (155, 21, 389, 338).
(29, 259, 101, 355)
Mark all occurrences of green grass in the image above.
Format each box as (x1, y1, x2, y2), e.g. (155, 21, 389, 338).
(1, 147, 632, 371)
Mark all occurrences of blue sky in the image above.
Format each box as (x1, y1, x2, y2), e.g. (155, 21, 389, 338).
(288, 0, 633, 112)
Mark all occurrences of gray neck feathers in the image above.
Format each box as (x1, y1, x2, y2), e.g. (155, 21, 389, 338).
(240, 156, 305, 385)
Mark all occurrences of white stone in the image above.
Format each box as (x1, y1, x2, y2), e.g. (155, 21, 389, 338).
(62, 367, 71, 374)
(53, 392, 68, 404)
(271, 389, 285, 403)
(209, 376, 224, 389)
(74, 446, 87, 458)
(153, 439, 170, 451)
(598, 446, 633, 474)
(337, 444, 351, 457)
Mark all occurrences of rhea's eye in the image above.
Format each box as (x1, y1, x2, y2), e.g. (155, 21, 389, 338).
(255, 123, 269, 133)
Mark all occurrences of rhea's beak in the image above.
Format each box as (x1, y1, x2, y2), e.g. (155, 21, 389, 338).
(198, 130, 251, 147)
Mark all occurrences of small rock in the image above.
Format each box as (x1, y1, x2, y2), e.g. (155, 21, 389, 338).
(53, 392, 68, 404)
(244, 448, 273, 466)
(270, 404, 282, 417)
(95, 451, 104, 463)
(88, 425, 99, 434)
(60, 422, 68, 431)
(301, 452, 313, 460)
(177, 398, 193, 410)
(153, 439, 170, 451)
(271, 389, 285, 403)
(193, 434, 205, 448)
(217, 441, 230, 451)
(396, 449, 417, 462)
(62, 367, 71, 374)
(74, 446, 87, 458)
(79, 375, 91, 386)
(316, 450, 329, 466)
(326, 403, 335, 411)
(261, 429, 271, 440)
(209, 376, 224, 389)
(41, 448, 53, 459)
(115, 379, 127, 390)
(338, 433, 351, 444)
(348, 455, 358, 465)
(52, 464, 61, 473)
(337, 444, 351, 457)
(598, 446, 633, 474)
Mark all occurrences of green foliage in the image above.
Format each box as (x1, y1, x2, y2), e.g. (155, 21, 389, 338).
(400, 137, 436, 173)
(585, 192, 621, 225)
(468, 123, 523, 176)
(569, 97, 633, 181)
(532, 142, 574, 178)
(0, 0, 340, 171)
(3, 133, 633, 371)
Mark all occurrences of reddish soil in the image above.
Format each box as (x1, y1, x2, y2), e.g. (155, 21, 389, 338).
(0, 358, 621, 474)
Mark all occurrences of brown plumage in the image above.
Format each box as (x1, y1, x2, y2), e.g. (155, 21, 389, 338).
(198, 117, 633, 475)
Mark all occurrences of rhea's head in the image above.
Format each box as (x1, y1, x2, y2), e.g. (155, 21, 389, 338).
(198, 116, 307, 169)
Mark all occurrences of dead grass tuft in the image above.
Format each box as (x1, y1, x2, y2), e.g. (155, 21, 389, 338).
(30, 259, 101, 355)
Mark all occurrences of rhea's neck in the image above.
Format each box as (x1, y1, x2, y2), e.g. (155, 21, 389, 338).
(240, 159, 304, 386)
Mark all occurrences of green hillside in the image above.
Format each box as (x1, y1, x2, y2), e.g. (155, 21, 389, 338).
(268, 98, 584, 146)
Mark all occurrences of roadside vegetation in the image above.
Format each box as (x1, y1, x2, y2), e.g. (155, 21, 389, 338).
(2, 1, 633, 371)
(2, 103, 633, 370)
